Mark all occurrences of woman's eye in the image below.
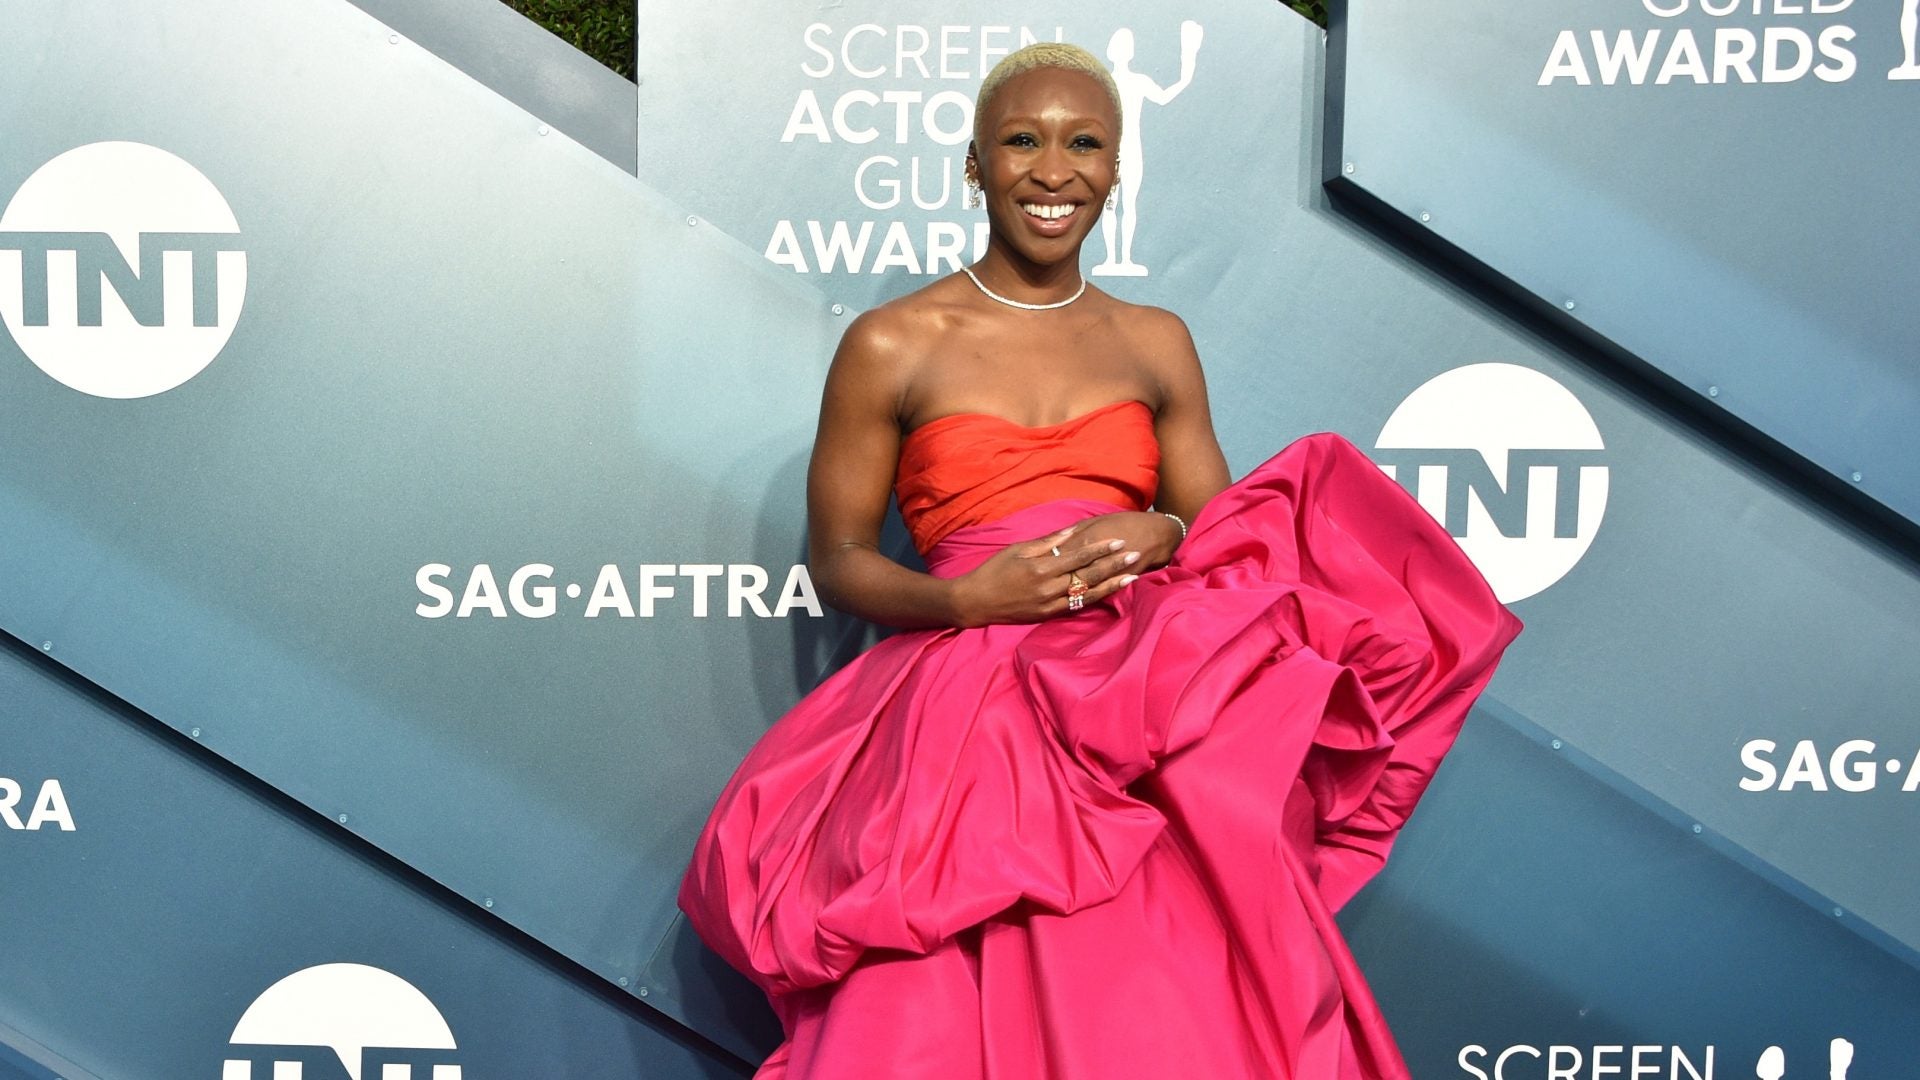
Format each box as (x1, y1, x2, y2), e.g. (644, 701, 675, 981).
(1007, 133, 1037, 147)
(1071, 135, 1104, 150)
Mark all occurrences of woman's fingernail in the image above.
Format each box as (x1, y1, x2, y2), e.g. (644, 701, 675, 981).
(1123, 551, 1140, 565)
(1119, 574, 1139, 586)
(1107, 539, 1125, 551)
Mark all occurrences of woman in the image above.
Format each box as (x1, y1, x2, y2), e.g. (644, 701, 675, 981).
(680, 42, 1522, 1080)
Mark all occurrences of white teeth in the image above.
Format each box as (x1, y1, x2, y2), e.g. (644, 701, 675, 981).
(1021, 202, 1075, 221)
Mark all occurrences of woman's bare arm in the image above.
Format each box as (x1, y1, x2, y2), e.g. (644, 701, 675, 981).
(804, 309, 960, 629)
(1145, 309, 1231, 525)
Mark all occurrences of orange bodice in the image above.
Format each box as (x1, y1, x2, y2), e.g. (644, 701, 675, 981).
(893, 398, 1160, 554)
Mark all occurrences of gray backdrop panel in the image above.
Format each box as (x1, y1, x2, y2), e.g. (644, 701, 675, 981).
(0, 0, 852, 1022)
(0, 635, 749, 1079)
(1326, 0, 1920, 530)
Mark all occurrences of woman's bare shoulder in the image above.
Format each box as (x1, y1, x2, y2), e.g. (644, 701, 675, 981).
(826, 275, 978, 411)
(1095, 294, 1203, 389)
(839, 274, 977, 354)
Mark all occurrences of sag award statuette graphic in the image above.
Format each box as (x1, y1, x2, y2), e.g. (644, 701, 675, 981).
(1895, 0, 1920, 78)
(1093, 20, 1203, 278)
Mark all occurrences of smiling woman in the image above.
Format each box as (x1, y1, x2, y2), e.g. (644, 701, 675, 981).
(677, 36, 1521, 1080)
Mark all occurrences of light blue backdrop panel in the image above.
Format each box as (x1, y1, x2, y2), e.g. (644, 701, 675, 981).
(0, 637, 749, 1079)
(636, 0, 1920, 1061)
(0, 0, 854, 1027)
(1325, 0, 1920, 532)
(1343, 704, 1920, 1079)
(345, 0, 641, 174)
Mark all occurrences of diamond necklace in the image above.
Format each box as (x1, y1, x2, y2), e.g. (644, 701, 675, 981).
(962, 266, 1087, 311)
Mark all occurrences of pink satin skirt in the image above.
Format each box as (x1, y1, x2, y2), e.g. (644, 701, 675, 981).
(678, 433, 1523, 1079)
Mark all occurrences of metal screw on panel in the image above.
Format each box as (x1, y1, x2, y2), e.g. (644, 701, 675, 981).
(1850, 471, 1863, 483)
(1419, 211, 1432, 223)
(337, 813, 349, 824)
(1563, 300, 1577, 311)
(39, 641, 51, 652)
(686, 215, 698, 227)
(1343, 162, 1355, 175)
(637, 986, 650, 997)
(537, 124, 550, 136)
(190, 727, 202, 738)
(388, 34, 398, 44)
(1833, 907, 1845, 918)
(1550, 739, 1563, 750)
(483, 897, 496, 909)
(1691, 823, 1703, 835)
(831, 303, 845, 316)
(618, 976, 630, 987)
(1707, 385, 1720, 398)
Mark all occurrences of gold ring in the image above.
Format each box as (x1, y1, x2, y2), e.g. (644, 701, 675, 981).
(1067, 572, 1088, 596)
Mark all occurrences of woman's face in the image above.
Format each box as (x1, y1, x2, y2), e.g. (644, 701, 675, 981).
(970, 67, 1118, 266)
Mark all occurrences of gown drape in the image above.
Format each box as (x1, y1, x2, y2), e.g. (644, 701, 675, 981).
(678, 400, 1524, 1079)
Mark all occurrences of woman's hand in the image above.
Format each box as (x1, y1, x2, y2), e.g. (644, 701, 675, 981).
(947, 522, 1150, 628)
(1066, 510, 1184, 570)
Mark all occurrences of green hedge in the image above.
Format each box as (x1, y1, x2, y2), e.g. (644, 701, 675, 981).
(501, 0, 1327, 82)
(499, 0, 635, 79)
(1289, 2, 1329, 26)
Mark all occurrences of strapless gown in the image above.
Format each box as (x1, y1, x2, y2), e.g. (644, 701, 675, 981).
(678, 400, 1523, 1079)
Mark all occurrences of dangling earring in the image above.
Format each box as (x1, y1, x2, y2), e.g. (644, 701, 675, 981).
(1106, 158, 1120, 210)
(966, 178, 982, 209)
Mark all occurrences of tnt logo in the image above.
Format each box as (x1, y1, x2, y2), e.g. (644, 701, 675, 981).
(1375, 363, 1607, 603)
(224, 963, 460, 1079)
(0, 141, 246, 398)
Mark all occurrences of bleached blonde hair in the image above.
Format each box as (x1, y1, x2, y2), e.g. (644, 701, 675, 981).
(972, 42, 1123, 149)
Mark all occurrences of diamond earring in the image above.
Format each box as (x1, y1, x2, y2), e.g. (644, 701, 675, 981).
(966, 178, 981, 209)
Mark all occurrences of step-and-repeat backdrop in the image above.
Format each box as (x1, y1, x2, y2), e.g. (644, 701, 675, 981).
(1, 0, 1915, 1076)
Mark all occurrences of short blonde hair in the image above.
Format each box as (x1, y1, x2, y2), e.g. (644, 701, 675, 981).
(973, 42, 1122, 148)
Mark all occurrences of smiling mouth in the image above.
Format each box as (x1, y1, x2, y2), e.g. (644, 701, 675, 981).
(1020, 202, 1079, 224)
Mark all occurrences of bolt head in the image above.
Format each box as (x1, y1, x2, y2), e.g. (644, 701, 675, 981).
(1343, 162, 1356, 175)
(1419, 211, 1432, 223)
(686, 215, 698, 227)
(831, 303, 845, 316)
(1850, 471, 1863, 483)
(1550, 738, 1563, 750)
(1707, 385, 1720, 398)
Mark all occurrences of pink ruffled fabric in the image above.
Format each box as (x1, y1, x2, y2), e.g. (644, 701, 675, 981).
(679, 432, 1522, 1079)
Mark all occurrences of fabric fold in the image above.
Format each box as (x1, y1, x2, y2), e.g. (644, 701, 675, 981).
(679, 431, 1523, 1079)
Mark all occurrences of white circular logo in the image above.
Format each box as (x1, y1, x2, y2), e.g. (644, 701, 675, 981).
(0, 141, 246, 398)
(224, 963, 459, 1080)
(1375, 362, 1607, 603)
